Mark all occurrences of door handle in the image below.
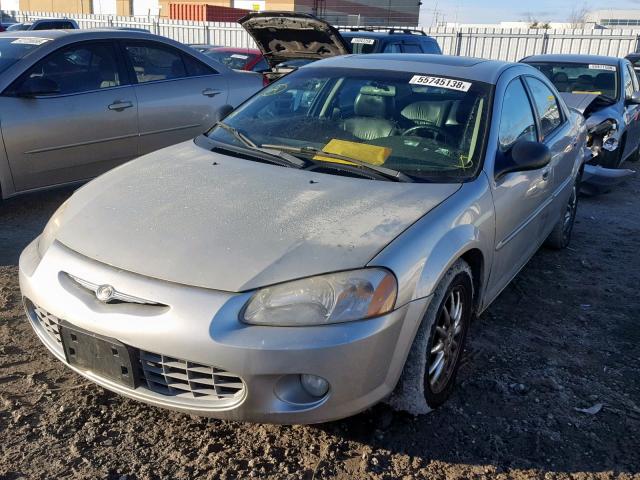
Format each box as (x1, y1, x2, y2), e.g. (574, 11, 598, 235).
(202, 88, 221, 97)
(108, 101, 133, 111)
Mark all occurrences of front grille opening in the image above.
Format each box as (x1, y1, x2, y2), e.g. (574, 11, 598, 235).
(26, 301, 245, 406)
(28, 301, 63, 346)
(139, 351, 244, 401)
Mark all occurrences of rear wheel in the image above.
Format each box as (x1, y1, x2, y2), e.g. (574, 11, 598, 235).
(545, 175, 579, 249)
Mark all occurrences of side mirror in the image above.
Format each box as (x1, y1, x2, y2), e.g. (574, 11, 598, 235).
(16, 77, 60, 97)
(495, 140, 551, 178)
(626, 91, 640, 105)
(217, 104, 235, 120)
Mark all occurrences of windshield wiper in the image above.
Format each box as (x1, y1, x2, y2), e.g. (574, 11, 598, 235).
(213, 123, 306, 168)
(261, 144, 414, 183)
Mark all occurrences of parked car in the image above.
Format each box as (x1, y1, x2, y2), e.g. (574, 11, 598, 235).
(239, 11, 350, 82)
(189, 45, 269, 72)
(0, 22, 17, 32)
(625, 52, 640, 81)
(7, 18, 79, 31)
(522, 54, 640, 168)
(0, 29, 263, 200)
(21, 54, 586, 423)
(339, 27, 442, 55)
(239, 12, 441, 82)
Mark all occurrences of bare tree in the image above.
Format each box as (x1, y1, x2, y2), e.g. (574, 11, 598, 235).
(568, 2, 590, 29)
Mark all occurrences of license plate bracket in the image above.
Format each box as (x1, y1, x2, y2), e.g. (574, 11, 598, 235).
(59, 321, 137, 389)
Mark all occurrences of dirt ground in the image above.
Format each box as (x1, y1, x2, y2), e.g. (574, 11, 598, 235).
(1, 166, 639, 480)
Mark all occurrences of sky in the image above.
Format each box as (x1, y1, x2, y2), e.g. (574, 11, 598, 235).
(418, 0, 640, 25)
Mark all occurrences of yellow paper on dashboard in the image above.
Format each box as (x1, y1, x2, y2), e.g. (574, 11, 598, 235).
(313, 139, 392, 166)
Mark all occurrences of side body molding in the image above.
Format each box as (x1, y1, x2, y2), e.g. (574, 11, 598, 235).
(369, 173, 496, 310)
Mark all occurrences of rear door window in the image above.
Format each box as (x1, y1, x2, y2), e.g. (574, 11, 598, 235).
(124, 42, 188, 83)
(183, 53, 217, 76)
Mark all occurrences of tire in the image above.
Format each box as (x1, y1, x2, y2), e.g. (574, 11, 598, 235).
(545, 174, 580, 250)
(388, 259, 473, 414)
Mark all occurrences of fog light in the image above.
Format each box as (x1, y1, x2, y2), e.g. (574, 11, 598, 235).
(300, 374, 329, 397)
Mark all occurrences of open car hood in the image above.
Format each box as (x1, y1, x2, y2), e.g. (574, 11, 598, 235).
(238, 12, 350, 69)
(560, 92, 616, 116)
(560, 93, 600, 115)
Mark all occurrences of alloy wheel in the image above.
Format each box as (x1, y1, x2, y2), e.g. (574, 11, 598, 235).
(428, 286, 466, 394)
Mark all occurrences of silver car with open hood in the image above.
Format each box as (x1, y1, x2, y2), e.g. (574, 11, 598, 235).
(20, 55, 585, 423)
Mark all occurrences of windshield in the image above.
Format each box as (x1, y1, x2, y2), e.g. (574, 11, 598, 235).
(207, 68, 491, 181)
(204, 50, 256, 70)
(341, 34, 379, 54)
(0, 37, 48, 73)
(7, 23, 31, 31)
(527, 62, 618, 99)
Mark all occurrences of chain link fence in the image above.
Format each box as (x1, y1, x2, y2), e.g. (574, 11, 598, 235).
(3, 10, 640, 59)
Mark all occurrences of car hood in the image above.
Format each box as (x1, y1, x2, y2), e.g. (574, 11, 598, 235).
(560, 92, 618, 127)
(238, 11, 350, 69)
(52, 141, 460, 292)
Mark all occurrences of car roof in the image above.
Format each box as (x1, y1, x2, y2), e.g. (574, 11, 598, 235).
(0, 28, 175, 41)
(522, 54, 621, 65)
(306, 54, 514, 84)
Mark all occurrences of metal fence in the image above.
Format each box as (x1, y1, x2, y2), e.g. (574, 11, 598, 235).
(4, 10, 640, 60)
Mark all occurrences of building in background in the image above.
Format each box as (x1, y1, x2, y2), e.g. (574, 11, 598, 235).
(585, 9, 640, 28)
(296, 0, 420, 26)
(1, 0, 421, 24)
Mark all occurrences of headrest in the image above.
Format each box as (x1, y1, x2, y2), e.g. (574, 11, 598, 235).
(595, 72, 615, 90)
(354, 92, 394, 118)
(401, 100, 450, 125)
(552, 72, 569, 83)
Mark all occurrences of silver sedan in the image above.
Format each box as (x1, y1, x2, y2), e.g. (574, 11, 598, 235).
(20, 54, 586, 423)
(0, 30, 263, 200)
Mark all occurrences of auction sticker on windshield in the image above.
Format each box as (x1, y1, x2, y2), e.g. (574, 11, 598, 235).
(351, 38, 375, 44)
(409, 75, 472, 92)
(589, 64, 616, 71)
(11, 37, 51, 45)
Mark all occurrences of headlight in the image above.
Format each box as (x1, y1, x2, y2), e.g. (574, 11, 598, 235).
(37, 199, 69, 257)
(242, 268, 397, 326)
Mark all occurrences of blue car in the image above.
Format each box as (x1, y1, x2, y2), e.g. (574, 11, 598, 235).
(522, 54, 640, 169)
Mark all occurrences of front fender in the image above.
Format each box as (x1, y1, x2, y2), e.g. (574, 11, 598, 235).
(413, 224, 484, 301)
(369, 174, 495, 308)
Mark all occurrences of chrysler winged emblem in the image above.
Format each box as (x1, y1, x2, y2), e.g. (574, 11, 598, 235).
(95, 284, 116, 303)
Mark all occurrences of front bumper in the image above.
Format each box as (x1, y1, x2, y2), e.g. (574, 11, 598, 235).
(19, 239, 430, 424)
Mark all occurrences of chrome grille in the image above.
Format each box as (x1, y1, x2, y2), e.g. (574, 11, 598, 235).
(32, 304, 63, 346)
(139, 351, 245, 402)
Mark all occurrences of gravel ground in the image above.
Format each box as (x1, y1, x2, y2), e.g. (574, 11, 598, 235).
(1, 168, 639, 480)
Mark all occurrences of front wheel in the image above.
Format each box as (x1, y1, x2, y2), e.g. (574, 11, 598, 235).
(545, 175, 579, 249)
(388, 259, 473, 414)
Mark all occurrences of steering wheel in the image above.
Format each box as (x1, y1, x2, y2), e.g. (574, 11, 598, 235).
(402, 124, 453, 143)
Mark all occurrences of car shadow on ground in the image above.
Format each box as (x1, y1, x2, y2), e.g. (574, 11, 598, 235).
(312, 176, 640, 476)
(0, 187, 74, 266)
